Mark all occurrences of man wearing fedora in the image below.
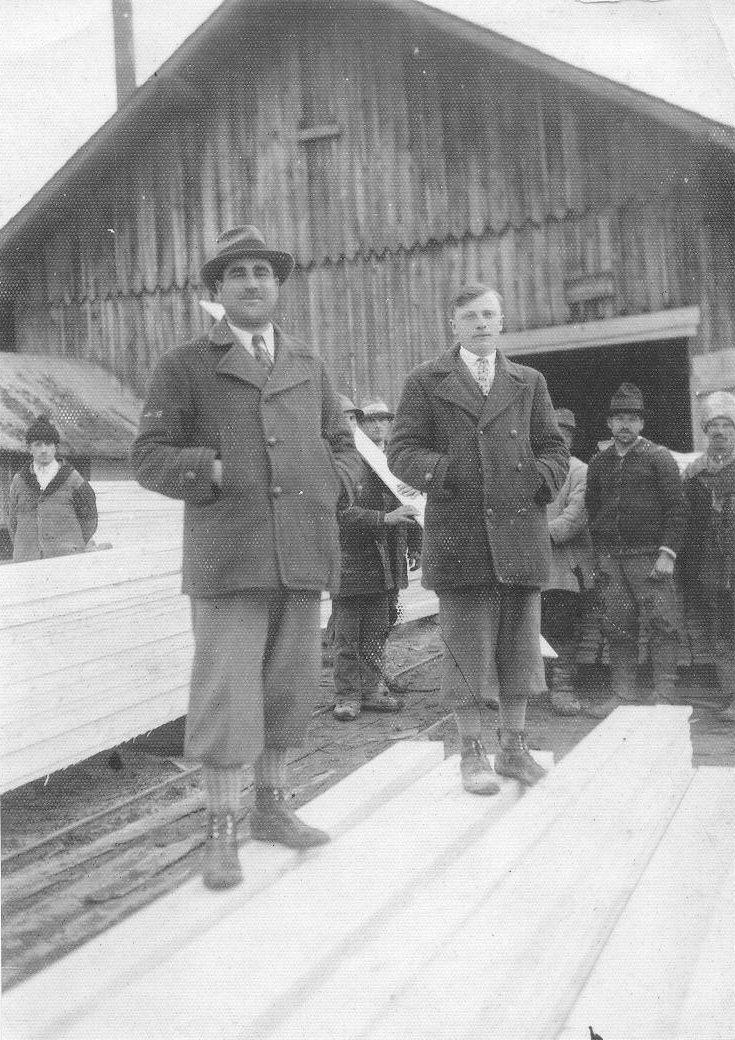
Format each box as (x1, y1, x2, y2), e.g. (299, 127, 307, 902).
(388, 282, 568, 795)
(132, 226, 361, 889)
(585, 383, 688, 715)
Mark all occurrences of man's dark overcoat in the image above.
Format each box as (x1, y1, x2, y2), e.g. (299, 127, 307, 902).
(132, 319, 361, 597)
(387, 347, 569, 591)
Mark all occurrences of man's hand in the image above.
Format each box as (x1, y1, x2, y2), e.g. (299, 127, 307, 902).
(211, 459, 223, 487)
(650, 550, 675, 579)
(385, 503, 419, 526)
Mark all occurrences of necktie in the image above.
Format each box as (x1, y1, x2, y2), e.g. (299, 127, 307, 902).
(252, 333, 273, 372)
(475, 355, 492, 396)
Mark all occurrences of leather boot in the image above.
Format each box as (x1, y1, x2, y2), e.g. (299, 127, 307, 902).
(549, 664, 581, 716)
(495, 730, 547, 786)
(202, 811, 243, 890)
(460, 737, 500, 796)
(250, 787, 330, 849)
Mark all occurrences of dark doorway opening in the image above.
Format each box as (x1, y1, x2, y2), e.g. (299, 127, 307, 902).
(515, 338, 693, 462)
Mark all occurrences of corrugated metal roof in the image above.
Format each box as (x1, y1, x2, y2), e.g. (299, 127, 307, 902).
(419, 0, 735, 130)
(0, 354, 141, 456)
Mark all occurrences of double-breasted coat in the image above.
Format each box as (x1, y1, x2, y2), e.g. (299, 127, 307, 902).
(387, 347, 569, 591)
(132, 319, 362, 598)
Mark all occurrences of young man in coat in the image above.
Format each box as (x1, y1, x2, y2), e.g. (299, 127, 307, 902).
(8, 415, 98, 562)
(585, 383, 688, 716)
(132, 226, 361, 889)
(387, 283, 569, 795)
(332, 399, 421, 720)
(682, 391, 735, 722)
(541, 408, 594, 716)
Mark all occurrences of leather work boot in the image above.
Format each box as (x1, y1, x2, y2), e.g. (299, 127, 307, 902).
(549, 665, 581, 716)
(362, 687, 402, 713)
(202, 811, 243, 890)
(333, 697, 360, 721)
(250, 787, 330, 849)
(460, 737, 500, 796)
(495, 730, 547, 786)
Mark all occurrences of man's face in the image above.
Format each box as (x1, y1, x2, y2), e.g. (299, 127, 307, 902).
(30, 440, 57, 466)
(451, 290, 503, 356)
(361, 416, 392, 447)
(216, 257, 279, 328)
(344, 411, 359, 431)
(607, 411, 644, 448)
(706, 417, 735, 456)
(559, 426, 574, 452)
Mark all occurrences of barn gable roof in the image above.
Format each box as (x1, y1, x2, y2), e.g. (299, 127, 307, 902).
(0, 0, 733, 261)
(0, 354, 141, 457)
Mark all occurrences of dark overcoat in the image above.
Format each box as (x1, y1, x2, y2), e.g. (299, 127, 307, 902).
(131, 319, 361, 597)
(387, 347, 569, 590)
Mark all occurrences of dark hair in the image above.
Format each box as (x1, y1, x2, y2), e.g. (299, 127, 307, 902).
(26, 415, 60, 445)
(448, 283, 503, 317)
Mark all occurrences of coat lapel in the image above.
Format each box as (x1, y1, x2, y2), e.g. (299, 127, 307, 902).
(432, 347, 485, 421)
(478, 352, 526, 428)
(262, 328, 311, 399)
(212, 319, 270, 391)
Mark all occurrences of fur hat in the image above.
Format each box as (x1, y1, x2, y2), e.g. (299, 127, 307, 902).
(608, 383, 644, 416)
(201, 225, 294, 291)
(701, 391, 735, 431)
(555, 407, 576, 430)
(25, 415, 60, 445)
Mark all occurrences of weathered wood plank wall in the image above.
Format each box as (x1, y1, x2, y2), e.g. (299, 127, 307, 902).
(10, 4, 735, 401)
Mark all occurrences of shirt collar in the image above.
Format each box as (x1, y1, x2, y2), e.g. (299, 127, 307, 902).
(227, 321, 275, 358)
(459, 344, 496, 372)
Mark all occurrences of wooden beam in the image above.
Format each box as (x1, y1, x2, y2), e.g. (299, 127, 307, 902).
(500, 305, 701, 357)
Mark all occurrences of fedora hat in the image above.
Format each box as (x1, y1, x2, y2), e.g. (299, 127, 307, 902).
(360, 399, 394, 421)
(554, 407, 576, 430)
(201, 225, 295, 291)
(338, 394, 364, 420)
(608, 382, 644, 416)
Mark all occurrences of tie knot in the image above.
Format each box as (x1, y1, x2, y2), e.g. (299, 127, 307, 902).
(252, 333, 272, 370)
(475, 355, 492, 396)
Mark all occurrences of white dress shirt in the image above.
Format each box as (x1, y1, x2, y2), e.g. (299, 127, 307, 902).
(33, 459, 60, 490)
(228, 321, 275, 365)
(460, 345, 496, 391)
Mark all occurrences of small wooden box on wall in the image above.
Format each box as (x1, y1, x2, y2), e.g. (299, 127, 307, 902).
(564, 271, 616, 322)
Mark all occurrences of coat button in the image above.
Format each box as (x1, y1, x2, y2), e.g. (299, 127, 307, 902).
(516, 462, 523, 471)
(184, 470, 195, 480)
(271, 485, 282, 497)
(425, 472, 433, 482)
(266, 437, 277, 447)
(510, 429, 518, 438)
(486, 507, 494, 516)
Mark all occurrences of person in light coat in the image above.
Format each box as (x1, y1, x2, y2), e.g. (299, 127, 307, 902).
(388, 282, 569, 796)
(132, 225, 361, 889)
(541, 409, 594, 715)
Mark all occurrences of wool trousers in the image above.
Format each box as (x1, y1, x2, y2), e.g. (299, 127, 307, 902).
(439, 584, 545, 736)
(185, 589, 321, 768)
(332, 592, 391, 703)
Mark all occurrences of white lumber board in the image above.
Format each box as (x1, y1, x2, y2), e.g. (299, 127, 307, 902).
(269, 708, 692, 1040)
(3, 747, 551, 1040)
(558, 766, 735, 1040)
(676, 854, 735, 1040)
(2, 741, 444, 1040)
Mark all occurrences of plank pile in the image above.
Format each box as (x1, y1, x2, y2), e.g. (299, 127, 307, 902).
(91, 481, 183, 551)
(4, 707, 733, 1040)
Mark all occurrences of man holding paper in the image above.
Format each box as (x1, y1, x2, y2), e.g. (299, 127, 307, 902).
(388, 283, 568, 795)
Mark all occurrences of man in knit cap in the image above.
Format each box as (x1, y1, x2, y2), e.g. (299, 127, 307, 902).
(585, 383, 688, 715)
(682, 391, 735, 722)
(8, 416, 98, 562)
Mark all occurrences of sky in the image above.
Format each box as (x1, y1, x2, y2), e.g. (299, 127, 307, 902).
(0, 0, 224, 227)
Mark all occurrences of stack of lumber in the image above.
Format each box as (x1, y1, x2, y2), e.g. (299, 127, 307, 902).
(91, 481, 183, 550)
(5, 707, 733, 1040)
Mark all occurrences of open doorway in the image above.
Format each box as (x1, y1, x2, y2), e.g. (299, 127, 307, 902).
(515, 338, 693, 462)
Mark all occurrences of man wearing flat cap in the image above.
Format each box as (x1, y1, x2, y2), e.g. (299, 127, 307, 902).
(585, 383, 688, 715)
(682, 391, 735, 722)
(132, 225, 361, 889)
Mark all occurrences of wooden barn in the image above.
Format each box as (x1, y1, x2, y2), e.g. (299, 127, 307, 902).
(0, 0, 733, 458)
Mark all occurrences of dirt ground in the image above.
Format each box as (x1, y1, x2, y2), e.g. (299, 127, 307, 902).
(1, 616, 734, 987)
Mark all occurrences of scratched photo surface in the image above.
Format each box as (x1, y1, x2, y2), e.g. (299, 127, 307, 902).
(1, 2, 734, 1039)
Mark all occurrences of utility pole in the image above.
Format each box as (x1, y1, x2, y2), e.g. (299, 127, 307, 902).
(112, 0, 136, 106)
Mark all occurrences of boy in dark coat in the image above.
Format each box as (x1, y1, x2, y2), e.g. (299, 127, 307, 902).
(8, 416, 97, 562)
(332, 398, 421, 720)
(585, 383, 688, 715)
(388, 283, 568, 795)
(132, 226, 361, 889)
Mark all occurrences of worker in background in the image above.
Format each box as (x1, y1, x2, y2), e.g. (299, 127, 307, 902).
(585, 383, 688, 716)
(541, 408, 594, 716)
(8, 415, 98, 563)
(682, 391, 735, 722)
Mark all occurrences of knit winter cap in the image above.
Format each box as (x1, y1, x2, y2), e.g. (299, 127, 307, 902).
(701, 391, 735, 431)
(25, 415, 60, 445)
(608, 383, 644, 416)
